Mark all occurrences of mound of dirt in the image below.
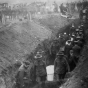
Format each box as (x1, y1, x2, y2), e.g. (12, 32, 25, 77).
(34, 14, 76, 36)
(0, 21, 52, 73)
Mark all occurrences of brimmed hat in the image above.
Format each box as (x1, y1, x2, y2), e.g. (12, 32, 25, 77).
(23, 60, 30, 65)
(79, 30, 83, 32)
(70, 50, 73, 53)
(56, 52, 64, 56)
(72, 34, 75, 37)
(76, 36, 81, 39)
(76, 29, 79, 31)
(67, 40, 71, 43)
(80, 24, 84, 27)
(15, 60, 22, 66)
(34, 52, 42, 59)
(64, 32, 66, 35)
(74, 41, 79, 44)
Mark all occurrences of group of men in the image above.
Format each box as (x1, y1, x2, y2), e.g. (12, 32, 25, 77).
(15, 51, 47, 88)
(54, 4, 88, 81)
(14, 4, 88, 88)
(54, 22, 85, 81)
(15, 23, 85, 88)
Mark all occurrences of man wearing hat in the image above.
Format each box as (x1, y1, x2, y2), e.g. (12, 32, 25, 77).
(15, 60, 31, 88)
(76, 34, 84, 43)
(14, 60, 22, 70)
(69, 23, 76, 35)
(72, 43, 81, 64)
(50, 39, 60, 56)
(54, 51, 70, 81)
(74, 40, 83, 48)
(75, 28, 80, 35)
(34, 52, 47, 83)
(64, 40, 73, 58)
(69, 50, 76, 71)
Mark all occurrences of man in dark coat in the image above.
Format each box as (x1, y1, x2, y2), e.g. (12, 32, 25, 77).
(59, 36, 65, 47)
(72, 44, 81, 63)
(34, 52, 47, 83)
(60, 3, 67, 15)
(79, 24, 85, 35)
(63, 32, 69, 41)
(69, 23, 76, 35)
(76, 35, 84, 44)
(74, 40, 83, 48)
(54, 51, 70, 81)
(64, 40, 73, 59)
(34, 52, 47, 88)
(69, 50, 76, 71)
(15, 61, 32, 88)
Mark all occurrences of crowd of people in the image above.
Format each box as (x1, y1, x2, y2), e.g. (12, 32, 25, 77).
(7, 2, 88, 88)
(59, 0, 88, 16)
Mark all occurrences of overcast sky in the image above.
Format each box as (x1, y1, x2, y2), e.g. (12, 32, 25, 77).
(0, 0, 83, 4)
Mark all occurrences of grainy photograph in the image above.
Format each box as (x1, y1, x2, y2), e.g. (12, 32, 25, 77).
(0, 0, 87, 88)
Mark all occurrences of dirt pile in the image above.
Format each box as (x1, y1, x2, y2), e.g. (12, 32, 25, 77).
(35, 15, 76, 36)
(0, 21, 52, 73)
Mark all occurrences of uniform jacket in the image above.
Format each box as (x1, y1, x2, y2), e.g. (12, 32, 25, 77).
(64, 44, 72, 58)
(54, 56, 70, 74)
(15, 63, 34, 88)
(72, 44, 81, 57)
(34, 60, 47, 77)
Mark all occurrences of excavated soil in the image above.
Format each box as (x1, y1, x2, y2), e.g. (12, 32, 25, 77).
(0, 20, 52, 72)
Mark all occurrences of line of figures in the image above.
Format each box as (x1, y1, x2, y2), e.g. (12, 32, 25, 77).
(13, 5, 88, 88)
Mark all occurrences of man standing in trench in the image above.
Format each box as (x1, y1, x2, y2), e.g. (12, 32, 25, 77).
(15, 60, 31, 88)
(54, 51, 70, 81)
(34, 52, 47, 88)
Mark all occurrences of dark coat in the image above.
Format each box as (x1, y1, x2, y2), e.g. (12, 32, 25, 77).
(54, 56, 70, 74)
(50, 41, 60, 54)
(72, 44, 81, 57)
(34, 60, 47, 77)
(64, 44, 73, 58)
(77, 40, 83, 48)
(69, 55, 76, 71)
(69, 27, 76, 35)
(15, 64, 34, 88)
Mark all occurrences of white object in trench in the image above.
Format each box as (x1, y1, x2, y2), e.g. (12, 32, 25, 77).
(46, 65, 54, 81)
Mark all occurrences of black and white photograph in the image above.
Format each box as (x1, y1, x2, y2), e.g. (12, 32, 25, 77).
(0, 0, 87, 88)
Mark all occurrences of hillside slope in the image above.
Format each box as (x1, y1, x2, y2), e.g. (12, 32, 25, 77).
(0, 21, 52, 73)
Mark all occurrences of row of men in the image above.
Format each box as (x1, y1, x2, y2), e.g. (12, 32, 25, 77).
(59, 0, 88, 15)
(14, 22, 85, 88)
(54, 4, 88, 81)
(14, 6, 87, 88)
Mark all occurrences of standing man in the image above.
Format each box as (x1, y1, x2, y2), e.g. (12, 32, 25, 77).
(69, 23, 76, 36)
(64, 40, 73, 59)
(54, 51, 70, 81)
(15, 61, 31, 88)
(72, 43, 81, 64)
(34, 52, 47, 87)
(69, 50, 76, 71)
